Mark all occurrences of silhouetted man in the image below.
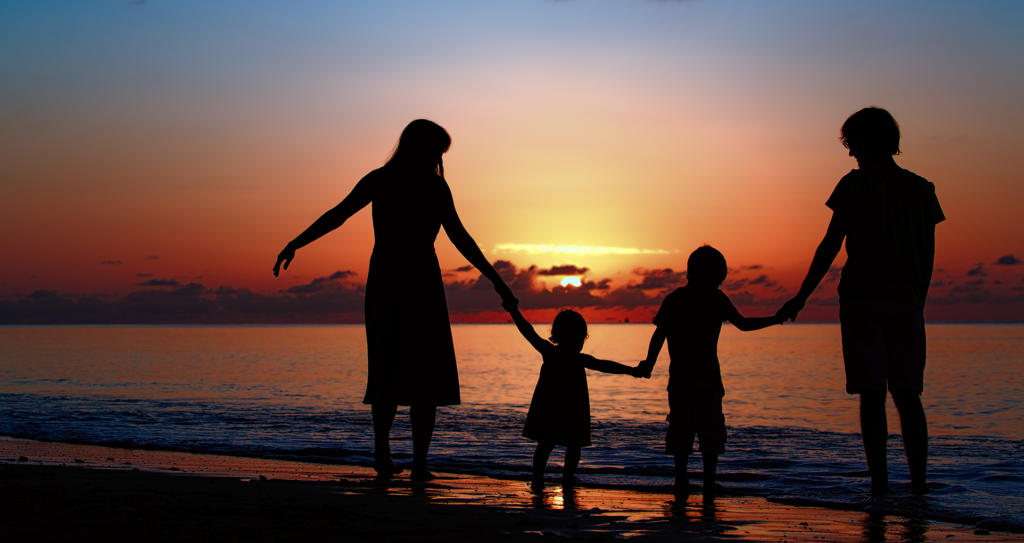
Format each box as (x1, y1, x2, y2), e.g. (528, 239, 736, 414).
(777, 107, 944, 495)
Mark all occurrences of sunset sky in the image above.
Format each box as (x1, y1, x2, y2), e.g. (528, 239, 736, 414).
(3, 1, 1023, 323)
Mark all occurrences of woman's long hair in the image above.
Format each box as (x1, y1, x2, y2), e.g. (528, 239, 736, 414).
(384, 119, 452, 177)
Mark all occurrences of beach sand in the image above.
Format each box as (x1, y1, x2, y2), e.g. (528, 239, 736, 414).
(1, 437, 1015, 542)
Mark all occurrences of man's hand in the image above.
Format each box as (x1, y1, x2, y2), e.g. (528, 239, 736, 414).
(636, 360, 654, 379)
(776, 296, 806, 322)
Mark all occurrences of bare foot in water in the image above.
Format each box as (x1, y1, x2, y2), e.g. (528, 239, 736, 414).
(410, 469, 436, 482)
(374, 457, 403, 479)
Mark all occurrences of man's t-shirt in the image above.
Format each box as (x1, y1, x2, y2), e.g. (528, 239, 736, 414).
(826, 167, 945, 309)
(653, 285, 736, 391)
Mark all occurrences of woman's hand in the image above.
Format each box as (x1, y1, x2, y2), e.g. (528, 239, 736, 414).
(494, 281, 517, 306)
(273, 244, 296, 277)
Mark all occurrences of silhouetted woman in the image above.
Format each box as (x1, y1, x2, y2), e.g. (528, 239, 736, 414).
(273, 120, 516, 481)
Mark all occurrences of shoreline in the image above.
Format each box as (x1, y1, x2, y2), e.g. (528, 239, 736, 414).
(3, 437, 1020, 541)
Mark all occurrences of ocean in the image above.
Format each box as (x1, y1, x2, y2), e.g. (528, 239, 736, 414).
(1, 323, 1021, 524)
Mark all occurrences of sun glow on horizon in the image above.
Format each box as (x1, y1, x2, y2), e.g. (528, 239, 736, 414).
(560, 276, 582, 287)
(494, 244, 676, 256)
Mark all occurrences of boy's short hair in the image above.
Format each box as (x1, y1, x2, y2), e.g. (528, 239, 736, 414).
(840, 107, 901, 156)
(686, 245, 728, 287)
(549, 310, 588, 344)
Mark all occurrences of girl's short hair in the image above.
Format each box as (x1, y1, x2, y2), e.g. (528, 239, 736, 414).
(549, 310, 588, 344)
(840, 107, 901, 156)
(686, 245, 728, 286)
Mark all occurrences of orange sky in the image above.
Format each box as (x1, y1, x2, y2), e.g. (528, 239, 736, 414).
(2, 1, 1023, 323)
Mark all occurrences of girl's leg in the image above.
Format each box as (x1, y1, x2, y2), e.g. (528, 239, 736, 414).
(371, 404, 399, 476)
(410, 404, 437, 481)
(533, 442, 555, 487)
(563, 447, 581, 483)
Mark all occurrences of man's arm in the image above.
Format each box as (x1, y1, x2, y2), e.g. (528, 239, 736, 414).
(777, 210, 847, 322)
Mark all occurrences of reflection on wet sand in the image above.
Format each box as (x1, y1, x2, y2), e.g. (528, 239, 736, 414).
(5, 436, 1022, 541)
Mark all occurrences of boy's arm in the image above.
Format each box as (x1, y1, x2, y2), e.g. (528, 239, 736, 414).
(502, 299, 551, 354)
(777, 210, 847, 322)
(637, 326, 667, 377)
(727, 308, 784, 331)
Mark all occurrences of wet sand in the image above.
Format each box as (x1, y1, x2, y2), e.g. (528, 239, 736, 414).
(1, 437, 1016, 541)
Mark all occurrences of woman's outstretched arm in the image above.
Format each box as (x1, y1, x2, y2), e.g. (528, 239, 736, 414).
(273, 174, 375, 277)
(438, 180, 516, 304)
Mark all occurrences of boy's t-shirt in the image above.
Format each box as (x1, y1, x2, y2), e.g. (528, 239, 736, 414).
(826, 167, 945, 309)
(653, 285, 736, 391)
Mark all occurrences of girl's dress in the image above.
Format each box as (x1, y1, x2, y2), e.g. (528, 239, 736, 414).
(361, 169, 460, 406)
(522, 343, 596, 447)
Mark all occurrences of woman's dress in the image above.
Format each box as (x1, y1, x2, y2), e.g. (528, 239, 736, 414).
(362, 170, 461, 406)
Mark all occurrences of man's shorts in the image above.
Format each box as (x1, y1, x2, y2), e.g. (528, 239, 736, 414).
(840, 297, 926, 394)
(666, 384, 727, 455)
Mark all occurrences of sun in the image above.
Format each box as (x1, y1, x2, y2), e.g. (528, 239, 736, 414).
(560, 276, 582, 287)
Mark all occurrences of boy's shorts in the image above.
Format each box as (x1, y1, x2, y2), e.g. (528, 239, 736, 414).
(840, 297, 926, 394)
(666, 384, 727, 455)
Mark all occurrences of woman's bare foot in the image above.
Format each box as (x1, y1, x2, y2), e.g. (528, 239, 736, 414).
(410, 468, 436, 482)
(373, 457, 403, 479)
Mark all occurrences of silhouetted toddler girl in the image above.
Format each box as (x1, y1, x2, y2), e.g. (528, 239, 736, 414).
(502, 300, 644, 488)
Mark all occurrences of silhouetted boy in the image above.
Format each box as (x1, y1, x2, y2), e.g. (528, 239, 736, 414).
(639, 245, 782, 496)
(777, 107, 944, 495)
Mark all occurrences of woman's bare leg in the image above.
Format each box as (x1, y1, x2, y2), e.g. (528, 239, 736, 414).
(410, 404, 437, 480)
(563, 446, 581, 484)
(372, 403, 400, 476)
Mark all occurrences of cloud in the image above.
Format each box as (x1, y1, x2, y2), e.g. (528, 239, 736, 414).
(746, 274, 778, 288)
(823, 266, 843, 283)
(283, 270, 358, 294)
(145, 255, 160, 260)
(628, 268, 686, 290)
(742, 264, 764, 270)
(967, 263, 988, 277)
(537, 264, 589, 276)
(27, 290, 58, 300)
(452, 265, 474, 272)
(136, 273, 154, 277)
(100, 260, 122, 265)
(494, 243, 673, 256)
(995, 254, 1022, 265)
(137, 278, 182, 287)
(723, 278, 747, 291)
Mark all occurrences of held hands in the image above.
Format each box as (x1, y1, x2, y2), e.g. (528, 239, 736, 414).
(273, 244, 297, 277)
(501, 297, 519, 313)
(775, 296, 806, 323)
(495, 282, 518, 312)
(633, 361, 653, 379)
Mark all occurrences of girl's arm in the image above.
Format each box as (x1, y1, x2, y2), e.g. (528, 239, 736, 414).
(504, 299, 551, 354)
(438, 179, 516, 305)
(273, 173, 376, 276)
(584, 356, 643, 377)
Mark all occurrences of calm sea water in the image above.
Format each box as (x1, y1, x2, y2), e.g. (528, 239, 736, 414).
(1, 324, 1021, 523)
